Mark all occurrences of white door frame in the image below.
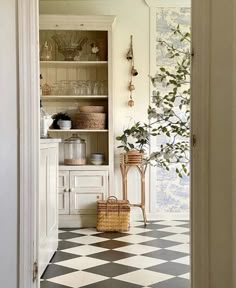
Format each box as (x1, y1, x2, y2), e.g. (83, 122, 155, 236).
(18, 0, 40, 287)
(19, 0, 210, 287)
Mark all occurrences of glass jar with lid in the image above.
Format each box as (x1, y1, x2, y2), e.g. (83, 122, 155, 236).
(64, 134, 86, 165)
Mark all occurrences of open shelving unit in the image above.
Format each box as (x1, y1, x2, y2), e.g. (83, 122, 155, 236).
(39, 14, 115, 228)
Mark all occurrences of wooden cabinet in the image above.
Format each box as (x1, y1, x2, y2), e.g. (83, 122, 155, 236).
(39, 141, 59, 277)
(58, 168, 108, 228)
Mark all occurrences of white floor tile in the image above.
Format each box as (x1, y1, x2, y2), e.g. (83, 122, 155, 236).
(63, 245, 107, 256)
(69, 235, 108, 245)
(158, 226, 189, 234)
(172, 256, 190, 265)
(123, 227, 152, 234)
(157, 221, 188, 226)
(115, 235, 155, 244)
(114, 255, 166, 268)
(114, 269, 174, 286)
(72, 228, 100, 235)
(114, 244, 160, 255)
(166, 243, 190, 253)
(162, 233, 190, 243)
(179, 272, 190, 279)
(130, 221, 145, 227)
(56, 256, 108, 270)
(49, 271, 108, 288)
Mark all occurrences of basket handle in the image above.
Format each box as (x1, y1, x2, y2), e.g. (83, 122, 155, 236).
(107, 196, 118, 203)
(106, 196, 120, 216)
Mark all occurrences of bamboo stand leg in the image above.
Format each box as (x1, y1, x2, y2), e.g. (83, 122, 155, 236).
(120, 162, 147, 226)
(120, 164, 129, 201)
(137, 165, 147, 226)
(140, 167, 147, 226)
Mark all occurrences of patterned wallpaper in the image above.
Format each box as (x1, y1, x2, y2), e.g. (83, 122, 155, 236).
(151, 7, 191, 214)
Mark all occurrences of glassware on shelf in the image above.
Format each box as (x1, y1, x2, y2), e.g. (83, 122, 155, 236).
(52, 32, 88, 61)
(40, 41, 52, 61)
(43, 80, 108, 96)
(93, 81, 100, 95)
(64, 134, 86, 165)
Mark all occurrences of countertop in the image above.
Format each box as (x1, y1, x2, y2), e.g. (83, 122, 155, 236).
(40, 138, 62, 144)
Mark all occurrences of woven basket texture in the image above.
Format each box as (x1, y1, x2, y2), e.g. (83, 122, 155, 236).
(74, 112, 106, 129)
(96, 197, 130, 232)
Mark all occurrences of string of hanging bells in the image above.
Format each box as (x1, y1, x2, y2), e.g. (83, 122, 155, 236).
(126, 35, 138, 107)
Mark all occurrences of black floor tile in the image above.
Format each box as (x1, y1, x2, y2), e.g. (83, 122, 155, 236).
(91, 240, 131, 249)
(141, 239, 181, 248)
(85, 262, 138, 277)
(147, 262, 190, 276)
(50, 251, 81, 263)
(143, 249, 188, 261)
(81, 278, 142, 288)
(59, 232, 84, 240)
(41, 264, 77, 279)
(138, 230, 174, 239)
(150, 277, 190, 288)
(89, 250, 133, 261)
(40, 280, 72, 288)
(59, 228, 81, 231)
(95, 232, 129, 239)
(178, 223, 190, 228)
(58, 240, 82, 251)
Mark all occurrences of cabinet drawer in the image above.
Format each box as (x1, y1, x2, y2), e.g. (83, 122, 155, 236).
(70, 171, 108, 192)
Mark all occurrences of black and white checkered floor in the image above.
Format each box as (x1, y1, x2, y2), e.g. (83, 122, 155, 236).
(40, 220, 190, 288)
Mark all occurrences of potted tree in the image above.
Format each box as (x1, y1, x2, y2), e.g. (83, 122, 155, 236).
(116, 26, 190, 177)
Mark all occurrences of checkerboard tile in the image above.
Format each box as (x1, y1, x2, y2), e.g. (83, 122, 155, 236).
(40, 220, 190, 288)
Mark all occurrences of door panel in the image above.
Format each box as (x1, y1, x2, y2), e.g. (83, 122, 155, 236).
(58, 171, 70, 214)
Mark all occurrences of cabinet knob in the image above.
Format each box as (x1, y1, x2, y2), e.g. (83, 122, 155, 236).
(70, 188, 74, 192)
(64, 188, 69, 192)
(97, 195, 100, 199)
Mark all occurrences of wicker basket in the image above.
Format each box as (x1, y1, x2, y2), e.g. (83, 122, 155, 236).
(74, 112, 106, 129)
(96, 196, 130, 232)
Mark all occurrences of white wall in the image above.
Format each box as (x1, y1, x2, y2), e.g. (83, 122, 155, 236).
(0, 1, 18, 287)
(40, 0, 150, 218)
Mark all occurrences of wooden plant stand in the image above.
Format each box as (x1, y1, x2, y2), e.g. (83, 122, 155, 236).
(120, 151, 147, 226)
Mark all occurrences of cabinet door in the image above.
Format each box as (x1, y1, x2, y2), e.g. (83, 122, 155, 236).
(47, 147, 58, 249)
(58, 171, 70, 215)
(69, 171, 108, 215)
(39, 145, 59, 277)
(39, 148, 48, 277)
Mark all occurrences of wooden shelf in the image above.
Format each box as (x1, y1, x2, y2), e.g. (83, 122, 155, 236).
(40, 61, 108, 68)
(48, 129, 108, 133)
(41, 95, 108, 101)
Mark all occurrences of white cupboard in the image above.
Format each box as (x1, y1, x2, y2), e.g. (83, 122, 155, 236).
(39, 141, 59, 277)
(58, 167, 108, 227)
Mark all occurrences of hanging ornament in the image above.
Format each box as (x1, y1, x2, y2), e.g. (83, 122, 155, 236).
(126, 35, 138, 107)
(128, 97, 134, 107)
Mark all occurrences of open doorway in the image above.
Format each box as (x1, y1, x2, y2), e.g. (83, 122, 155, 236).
(38, 1, 191, 288)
